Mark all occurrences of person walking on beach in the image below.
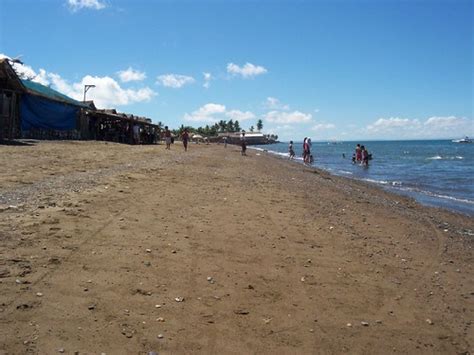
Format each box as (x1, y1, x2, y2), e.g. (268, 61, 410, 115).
(241, 131, 247, 156)
(181, 129, 189, 152)
(164, 126, 172, 150)
(288, 140, 295, 160)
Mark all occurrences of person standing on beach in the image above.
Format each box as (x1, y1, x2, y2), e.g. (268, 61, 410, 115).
(303, 138, 311, 164)
(164, 126, 172, 150)
(181, 129, 189, 152)
(241, 131, 247, 156)
(288, 140, 295, 159)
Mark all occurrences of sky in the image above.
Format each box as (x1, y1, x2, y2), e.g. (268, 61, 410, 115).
(0, 0, 472, 141)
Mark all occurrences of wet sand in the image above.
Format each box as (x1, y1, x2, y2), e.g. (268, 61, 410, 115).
(0, 140, 472, 354)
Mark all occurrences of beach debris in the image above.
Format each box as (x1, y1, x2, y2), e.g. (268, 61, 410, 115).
(88, 304, 96, 310)
(157, 334, 164, 339)
(301, 276, 306, 282)
(234, 309, 249, 315)
(175, 297, 184, 302)
(426, 318, 433, 325)
(36, 292, 43, 297)
(156, 317, 165, 322)
(263, 318, 272, 324)
(361, 321, 369, 326)
(329, 226, 334, 230)
(146, 249, 152, 253)
(155, 304, 162, 308)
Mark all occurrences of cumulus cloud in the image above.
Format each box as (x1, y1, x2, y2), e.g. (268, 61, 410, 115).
(227, 62, 267, 78)
(312, 123, 335, 131)
(366, 116, 473, 139)
(203, 72, 212, 89)
(54, 75, 156, 108)
(264, 97, 289, 110)
(263, 110, 312, 124)
(67, 0, 106, 11)
(225, 110, 255, 121)
(117, 67, 146, 83)
(184, 103, 256, 123)
(156, 74, 195, 88)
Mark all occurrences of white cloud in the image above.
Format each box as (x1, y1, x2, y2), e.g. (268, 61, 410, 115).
(264, 110, 312, 124)
(366, 116, 473, 139)
(117, 67, 146, 83)
(184, 103, 226, 122)
(227, 62, 268, 78)
(225, 110, 255, 121)
(264, 97, 289, 110)
(184, 103, 256, 123)
(67, 0, 106, 11)
(203, 72, 212, 89)
(156, 74, 195, 88)
(312, 123, 335, 131)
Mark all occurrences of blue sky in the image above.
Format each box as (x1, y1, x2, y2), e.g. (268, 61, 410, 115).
(1, 0, 472, 141)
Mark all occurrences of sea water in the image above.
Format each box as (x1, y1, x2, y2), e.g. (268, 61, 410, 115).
(250, 140, 474, 216)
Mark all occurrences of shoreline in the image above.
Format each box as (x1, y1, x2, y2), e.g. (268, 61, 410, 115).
(0, 141, 472, 353)
(248, 144, 474, 217)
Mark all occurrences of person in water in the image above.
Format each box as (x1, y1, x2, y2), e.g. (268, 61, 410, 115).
(355, 144, 362, 162)
(303, 138, 312, 164)
(288, 141, 295, 160)
(361, 145, 369, 166)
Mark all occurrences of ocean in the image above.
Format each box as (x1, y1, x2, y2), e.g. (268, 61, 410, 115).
(249, 140, 474, 216)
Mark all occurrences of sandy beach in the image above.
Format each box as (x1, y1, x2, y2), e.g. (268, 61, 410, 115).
(0, 140, 472, 354)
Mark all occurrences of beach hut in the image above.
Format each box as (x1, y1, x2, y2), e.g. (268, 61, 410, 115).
(0, 58, 90, 141)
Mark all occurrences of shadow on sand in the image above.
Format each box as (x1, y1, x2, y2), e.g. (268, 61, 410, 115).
(0, 139, 38, 146)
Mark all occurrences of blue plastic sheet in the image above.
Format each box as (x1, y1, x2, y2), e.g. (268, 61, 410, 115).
(21, 94, 78, 131)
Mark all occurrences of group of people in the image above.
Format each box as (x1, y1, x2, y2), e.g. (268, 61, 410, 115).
(288, 138, 313, 164)
(352, 143, 370, 166)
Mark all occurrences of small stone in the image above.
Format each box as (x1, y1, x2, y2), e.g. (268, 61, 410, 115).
(309, 328, 314, 332)
(15, 279, 22, 284)
(88, 304, 96, 310)
(144, 261, 151, 266)
(156, 317, 165, 322)
(171, 250, 177, 254)
(155, 304, 162, 308)
(329, 226, 334, 230)
(36, 292, 43, 297)
(361, 321, 369, 326)
(426, 318, 433, 325)
(375, 320, 382, 324)
(207, 276, 213, 281)
(346, 323, 352, 327)
(157, 334, 164, 339)
(58, 348, 65, 353)
(175, 297, 184, 302)
(146, 249, 152, 253)
(300, 277, 306, 282)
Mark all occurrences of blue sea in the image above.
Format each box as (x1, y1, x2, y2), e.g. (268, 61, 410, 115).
(250, 140, 474, 216)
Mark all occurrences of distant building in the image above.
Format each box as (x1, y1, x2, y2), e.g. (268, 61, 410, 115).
(217, 131, 276, 145)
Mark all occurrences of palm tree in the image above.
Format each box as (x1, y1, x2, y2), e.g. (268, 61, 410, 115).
(234, 120, 240, 132)
(256, 119, 263, 131)
(218, 120, 227, 133)
(250, 126, 254, 132)
(227, 119, 234, 132)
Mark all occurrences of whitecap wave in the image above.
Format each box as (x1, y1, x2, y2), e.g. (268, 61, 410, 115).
(427, 155, 442, 160)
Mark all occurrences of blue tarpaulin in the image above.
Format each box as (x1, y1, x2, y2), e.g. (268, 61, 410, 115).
(20, 94, 78, 131)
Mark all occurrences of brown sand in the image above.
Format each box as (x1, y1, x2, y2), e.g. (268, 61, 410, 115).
(0, 141, 472, 354)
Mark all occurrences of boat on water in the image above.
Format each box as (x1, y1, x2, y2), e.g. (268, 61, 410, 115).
(452, 136, 472, 143)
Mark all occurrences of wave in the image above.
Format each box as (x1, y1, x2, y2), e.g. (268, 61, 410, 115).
(427, 155, 464, 160)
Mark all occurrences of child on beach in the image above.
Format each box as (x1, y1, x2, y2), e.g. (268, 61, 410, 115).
(164, 126, 171, 150)
(288, 141, 295, 159)
(181, 129, 189, 152)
